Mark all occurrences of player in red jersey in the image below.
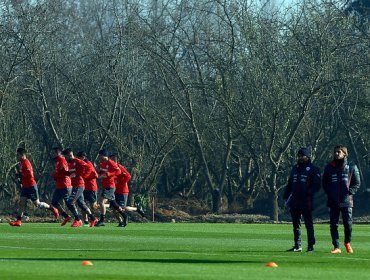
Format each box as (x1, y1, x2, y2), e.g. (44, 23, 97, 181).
(109, 153, 145, 227)
(50, 145, 73, 223)
(9, 148, 59, 227)
(61, 148, 98, 228)
(95, 149, 129, 227)
(76, 151, 99, 226)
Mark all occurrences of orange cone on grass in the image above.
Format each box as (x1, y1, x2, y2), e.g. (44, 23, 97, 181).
(265, 262, 278, 267)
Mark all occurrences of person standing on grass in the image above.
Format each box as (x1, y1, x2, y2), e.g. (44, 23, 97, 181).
(61, 148, 98, 228)
(323, 145, 361, 254)
(50, 145, 73, 223)
(95, 149, 128, 227)
(9, 148, 59, 227)
(283, 147, 321, 253)
(109, 153, 145, 227)
(75, 151, 99, 226)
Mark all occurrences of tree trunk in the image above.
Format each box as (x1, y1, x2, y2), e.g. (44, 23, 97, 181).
(270, 189, 279, 222)
(212, 188, 221, 213)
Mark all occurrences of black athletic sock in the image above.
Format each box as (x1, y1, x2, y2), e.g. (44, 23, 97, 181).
(110, 200, 122, 212)
(61, 211, 69, 218)
(100, 214, 105, 222)
(88, 213, 96, 221)
(67, 204, 80, 220)
(122, 212, 129, 225)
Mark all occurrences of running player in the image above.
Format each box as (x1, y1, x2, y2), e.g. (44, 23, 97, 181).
(75, 151, 99, 226)
(95, 149, 128, 227)
(109, 153, 145, 227)
(50, 145, 73, 223)
(9, 148, 59, 226)
(61, 148, 98, 227)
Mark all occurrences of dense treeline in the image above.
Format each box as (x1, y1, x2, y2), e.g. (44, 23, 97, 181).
(0, 0, 369, 220)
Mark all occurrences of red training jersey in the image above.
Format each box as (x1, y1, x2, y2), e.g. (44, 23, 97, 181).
(19, 159, 36, 188)
(68, 158, 87, 188)
(52, 155, 72, 189)
(84, 160, 98, 191)
(99, 159, 121, 189)
(115, 164, 131, 195)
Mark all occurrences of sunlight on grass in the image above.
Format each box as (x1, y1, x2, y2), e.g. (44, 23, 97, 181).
(0, 223, 370, 279)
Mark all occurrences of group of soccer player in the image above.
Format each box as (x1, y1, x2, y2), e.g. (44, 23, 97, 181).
(9, 146, 145, 228)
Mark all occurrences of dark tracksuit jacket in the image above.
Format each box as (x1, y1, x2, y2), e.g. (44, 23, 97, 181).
(283, 162, 321, 210)
(322, 159, 361, 208)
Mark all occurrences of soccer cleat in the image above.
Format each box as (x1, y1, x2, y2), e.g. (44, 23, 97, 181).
(52, 207, 59, 220)
(331, 248, 342, 254)
(89, 218, 98, 228)
(286, 246, 302, 252)
(137, 206, 145, 217)
(71, 220, 83, 228)
(61, 216, 71, 226)
(344, 243, 353, 253)
(117, 222, 126, 227)
(307, 246, 314, 253)
(95, 220, 105, 227)
(9, 220, 22, 227)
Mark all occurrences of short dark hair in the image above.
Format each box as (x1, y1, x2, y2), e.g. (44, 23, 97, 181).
(297, 147, 311, 158)
(52, 144, 63, 152)
(76, 151, 87, 158)
(61, 148, 73, 156)
(109, 152, 118, 158)
(98, 149, 108, 156)
(16, 147, 27, 155)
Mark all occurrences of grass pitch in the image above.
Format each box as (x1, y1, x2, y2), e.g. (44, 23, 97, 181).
(0, 222, 369, 279)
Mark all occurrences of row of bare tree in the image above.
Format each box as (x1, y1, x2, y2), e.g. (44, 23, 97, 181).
(0, 0, 369, 220)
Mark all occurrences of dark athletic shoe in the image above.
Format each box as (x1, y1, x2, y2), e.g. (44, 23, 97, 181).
(286, 246, 302, 252)
(95, 221, 105, 227)
(307, 246, 314, 253)
(117, 222, 126, 227)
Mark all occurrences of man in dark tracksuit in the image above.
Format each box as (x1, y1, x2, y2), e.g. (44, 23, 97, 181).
(323, 145, 361, 254)
(284, 147, 321, 252)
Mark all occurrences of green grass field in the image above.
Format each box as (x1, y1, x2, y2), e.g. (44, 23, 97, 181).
(0, 222, 369, 279)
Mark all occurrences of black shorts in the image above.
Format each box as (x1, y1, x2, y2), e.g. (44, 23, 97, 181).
(20, 186, 39, 201)
(115, 194, 128, 207)
(101, 188, 115, 201)
(52, 188, 72, 205)
(83, 190, 97, 203)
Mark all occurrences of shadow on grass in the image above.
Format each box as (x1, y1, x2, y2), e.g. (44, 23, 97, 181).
(0, 257, 257, 264)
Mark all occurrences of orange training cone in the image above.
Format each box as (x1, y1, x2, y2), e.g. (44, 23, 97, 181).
(265, 262, 278, 267)
(81, 260, 93, 266)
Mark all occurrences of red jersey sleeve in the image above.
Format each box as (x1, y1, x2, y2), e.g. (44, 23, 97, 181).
(76, 158, 88, 179)
(119, 164, 131, 184)
(100, 159, 122, 188)
(69, 158, 87, 187)
(85, 161, 98, 180)
(53, 156, 69, 179)
(106, 160, 121, 177)
(20, 159, 37, 187)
